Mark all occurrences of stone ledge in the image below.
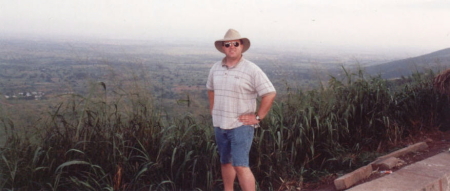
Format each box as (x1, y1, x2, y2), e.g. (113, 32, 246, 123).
(333, 142, 429, 190)
(334, 165, 373, 190)
(372, 142, 428, 164)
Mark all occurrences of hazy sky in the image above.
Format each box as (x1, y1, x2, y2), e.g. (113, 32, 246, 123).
(1, 0, 450, 53)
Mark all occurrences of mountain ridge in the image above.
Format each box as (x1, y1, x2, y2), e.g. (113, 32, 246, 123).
(364, 47, 450, 79)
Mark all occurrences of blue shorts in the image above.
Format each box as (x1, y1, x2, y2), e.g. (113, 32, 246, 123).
(214, 125, 254, 167)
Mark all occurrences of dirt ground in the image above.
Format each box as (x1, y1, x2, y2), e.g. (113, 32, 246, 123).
(299, 129, 450, 191)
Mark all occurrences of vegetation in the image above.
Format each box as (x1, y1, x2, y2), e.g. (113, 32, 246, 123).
(1, 65, 448, 190)
(1, 39, 450, 190)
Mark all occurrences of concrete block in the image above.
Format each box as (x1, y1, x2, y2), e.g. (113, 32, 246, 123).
(334, 164, 373, 190)
(373, 142, 428, 163)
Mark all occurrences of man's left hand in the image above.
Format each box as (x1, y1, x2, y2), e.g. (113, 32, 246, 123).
(238, 114, 259, 125)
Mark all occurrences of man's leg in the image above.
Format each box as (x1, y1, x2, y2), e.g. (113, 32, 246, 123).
(215, 127, 235, 190)
(235, 166, 255, 191)
(230, 125, 255, 191)
(221, 163, 236, 191)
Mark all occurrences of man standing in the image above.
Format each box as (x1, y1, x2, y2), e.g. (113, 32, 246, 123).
(206, 29, 276, 191)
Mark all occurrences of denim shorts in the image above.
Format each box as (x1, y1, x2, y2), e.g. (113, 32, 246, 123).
(214, 125, 254, 167)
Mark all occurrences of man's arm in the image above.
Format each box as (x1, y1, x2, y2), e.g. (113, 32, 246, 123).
(208, 90, 214, 114)
(238, 92, 276, 125)
(256, 92, 277, 119)
(257, 92, 276, 120)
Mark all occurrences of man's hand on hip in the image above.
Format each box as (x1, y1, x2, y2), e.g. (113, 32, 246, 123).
(238, 114, 260, 125)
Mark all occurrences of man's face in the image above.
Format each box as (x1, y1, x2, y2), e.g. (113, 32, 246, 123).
(221, 40, 243, 59)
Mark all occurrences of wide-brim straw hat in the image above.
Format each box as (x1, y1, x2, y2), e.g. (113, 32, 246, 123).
(214, 29, 250, 54)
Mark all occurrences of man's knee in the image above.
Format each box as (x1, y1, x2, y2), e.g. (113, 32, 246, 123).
(233, 166, 252, 175)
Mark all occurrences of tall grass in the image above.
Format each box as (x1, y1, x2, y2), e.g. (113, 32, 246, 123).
(251, 68, 447, 189)
(0, 79, 220, 190)
(0, 68, 448, 190)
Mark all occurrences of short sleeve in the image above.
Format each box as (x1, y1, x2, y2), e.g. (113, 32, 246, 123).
(253, 68, 276, 97)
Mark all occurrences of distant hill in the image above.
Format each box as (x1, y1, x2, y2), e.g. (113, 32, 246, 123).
(364, 48, 450, 79)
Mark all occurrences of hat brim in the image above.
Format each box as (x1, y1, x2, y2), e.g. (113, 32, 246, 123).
(214, 38, 250, 54)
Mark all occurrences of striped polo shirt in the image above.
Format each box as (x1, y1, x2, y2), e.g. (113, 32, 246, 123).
(206, 57, 276, 129)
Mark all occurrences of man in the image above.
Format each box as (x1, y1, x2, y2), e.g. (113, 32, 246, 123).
(206, 29, 276, 191)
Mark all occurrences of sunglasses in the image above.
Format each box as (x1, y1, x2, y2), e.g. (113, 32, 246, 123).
(223, 42, 240, 48)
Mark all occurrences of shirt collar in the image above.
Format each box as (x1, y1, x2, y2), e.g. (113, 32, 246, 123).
(221, 56, 244, 69)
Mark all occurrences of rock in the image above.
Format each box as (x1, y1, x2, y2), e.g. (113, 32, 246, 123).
(372, 157, 406, 170)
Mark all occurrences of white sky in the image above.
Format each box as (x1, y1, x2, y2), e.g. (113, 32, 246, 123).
(1, 0, 450, 53)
